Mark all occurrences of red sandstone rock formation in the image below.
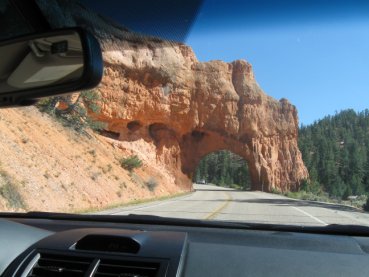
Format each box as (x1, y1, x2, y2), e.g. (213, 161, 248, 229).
(92, 40, 309, 191)
(40, 0, 309, 192)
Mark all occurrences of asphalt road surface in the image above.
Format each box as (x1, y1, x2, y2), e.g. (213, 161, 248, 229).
(98, 184, 369, 226)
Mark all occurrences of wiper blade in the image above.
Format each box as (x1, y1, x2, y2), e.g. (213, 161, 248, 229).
(0, 211, 253, 229)
(320, 224, 369, 235)
(1, 212, 369, 236)
(237, 223, 369, 236)
(124, 213, 254, 228)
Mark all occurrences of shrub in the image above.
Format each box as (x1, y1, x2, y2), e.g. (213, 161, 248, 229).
(145, 177, 158, 191)
(36, 90, 106, 134)
(342, 186, 353, 201)
(229, 183, 242, 190)
(36, 97, 60, 113)
(120, 155, 143, 172)
(271, 187, 281, 194)
(86, 118, 106, 132)
(90, 172, 100, 181)
(0, 170, 25, 210)
(363, 197, 369, 212)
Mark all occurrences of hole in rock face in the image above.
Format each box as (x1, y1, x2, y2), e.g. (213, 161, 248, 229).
(148, 123, 167, 137)
(191, 130, 205, 141)
(148, 123, 176, 143)
(100, 130, 120, 140)
(240, 134, 252, 144)
(127, 121, 142, 132)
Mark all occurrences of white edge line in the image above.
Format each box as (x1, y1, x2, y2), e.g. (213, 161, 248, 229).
(335, 210, 369, 226)
(109, 199, 176, 215)
(108, 193, 194, 215)
(291, 206, 328, 225)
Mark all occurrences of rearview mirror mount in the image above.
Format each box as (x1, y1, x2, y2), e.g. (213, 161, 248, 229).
(0, 28, 103, 107)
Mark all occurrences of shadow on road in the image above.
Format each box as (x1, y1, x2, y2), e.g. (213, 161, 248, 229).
(182, 193, 363, 213)
(195, 188, 244, 192)
(233, 198, 361, 213)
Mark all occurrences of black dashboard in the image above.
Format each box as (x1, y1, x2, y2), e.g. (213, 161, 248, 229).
(1, 216, 369, 277)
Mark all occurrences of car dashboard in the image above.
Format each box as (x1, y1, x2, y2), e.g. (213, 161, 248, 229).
(1, 216, 369, 277)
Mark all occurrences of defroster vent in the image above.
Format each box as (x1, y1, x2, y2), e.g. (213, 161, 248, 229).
(26, 253, 93, 277)
(94, 259, 160, 277)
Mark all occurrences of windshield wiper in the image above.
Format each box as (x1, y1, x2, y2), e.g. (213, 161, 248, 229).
(2, 212, 369, 236)
(19, 212, 253, 229)
(230, 222, 369, 236)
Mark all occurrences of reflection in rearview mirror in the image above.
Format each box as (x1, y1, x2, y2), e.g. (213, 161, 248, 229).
(0, 28, 103, 107)
(2, 32, 83, 91)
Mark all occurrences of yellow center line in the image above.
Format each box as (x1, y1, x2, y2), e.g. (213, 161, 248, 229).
(205, 191, 232, 220)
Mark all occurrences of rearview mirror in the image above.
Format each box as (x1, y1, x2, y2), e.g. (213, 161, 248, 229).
(0, 28, 103, 107)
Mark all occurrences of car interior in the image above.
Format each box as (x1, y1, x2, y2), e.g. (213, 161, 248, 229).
(1, 1, 369, 277)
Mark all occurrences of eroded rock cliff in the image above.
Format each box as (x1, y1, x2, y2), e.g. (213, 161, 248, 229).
(39, 0, 309, 192)
(95, 41, 308, 191)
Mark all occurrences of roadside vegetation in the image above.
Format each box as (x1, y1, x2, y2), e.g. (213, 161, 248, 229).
(299, 109, 369, 210)
(120, 155, 143, 172)
(78, 191, 191, 214)
(272, 183, 367, 210)
(145, 177, 158, 192)
(37, 90, 106, 134)
(0, 168, 26, 210)
(363, 198, 369, 212)
(271, 109, 369, 210)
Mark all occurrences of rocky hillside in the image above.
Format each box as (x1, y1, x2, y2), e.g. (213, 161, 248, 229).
(0, 0, 308, 212)
(0, 106, 184, 212)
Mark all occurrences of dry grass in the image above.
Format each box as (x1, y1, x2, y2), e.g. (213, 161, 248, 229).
(78, 191, 192, 214)
(274, 190, 366, 210)
(0, 169, 26, 210)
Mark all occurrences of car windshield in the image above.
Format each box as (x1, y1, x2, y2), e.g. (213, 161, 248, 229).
(1, 0, 369, 228)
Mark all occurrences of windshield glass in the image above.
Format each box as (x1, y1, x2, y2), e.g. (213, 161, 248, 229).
(1, 0, 369, 227)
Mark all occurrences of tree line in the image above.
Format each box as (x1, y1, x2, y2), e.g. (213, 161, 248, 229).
(194, 150, 251, 190)
(299, 109, 369, 199)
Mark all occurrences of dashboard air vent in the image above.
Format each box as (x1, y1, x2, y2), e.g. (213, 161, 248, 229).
(94, 259, 160, 277)
(27, 253, 93, 277)
(75, 235, 140, 254)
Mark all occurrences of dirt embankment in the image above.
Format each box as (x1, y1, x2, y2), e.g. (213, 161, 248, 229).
(0, 106, 186, 212)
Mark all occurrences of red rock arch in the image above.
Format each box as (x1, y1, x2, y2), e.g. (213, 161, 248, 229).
(90, 40, 309, 192)
(179, 130, 289, 191)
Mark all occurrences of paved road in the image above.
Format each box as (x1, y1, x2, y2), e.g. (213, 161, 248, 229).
(98, 184, 369, 226)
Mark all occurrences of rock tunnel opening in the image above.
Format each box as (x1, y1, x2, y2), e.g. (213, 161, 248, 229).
(194, 150, 251, 190)
(127, 120, 142, 132)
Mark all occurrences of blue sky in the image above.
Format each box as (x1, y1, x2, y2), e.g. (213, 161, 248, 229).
(82, 0, 369, 125)
(185, 1, 369, 125)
